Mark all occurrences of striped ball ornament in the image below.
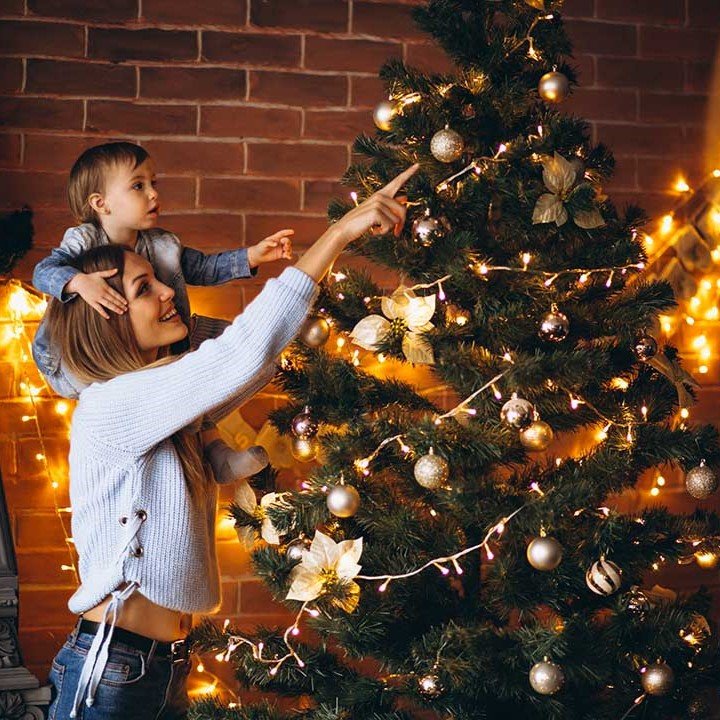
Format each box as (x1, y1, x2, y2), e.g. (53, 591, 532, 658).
(586, 557, 623, 596)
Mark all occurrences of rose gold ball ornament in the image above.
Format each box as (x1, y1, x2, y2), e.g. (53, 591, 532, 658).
(326, 483, 361, 518)
(291, 437, 317, 462)
(291, 406, 319, 440)
(430, 125, 464, 163)
(373, 99, 397, 131)
(299, 315, 330, 348)
(538, 307, 569, 342)
(632, 334, 658, 362)
(501, 396, 535, 430)
(527, 536, 563, 571)
(538, 71, 570, 103)
(411, 211, 450, 247)
(413, 448, 449, 489)
(640, 661, 675, 696)
(685, 461, 718, 500)
(519, 420, 554, 451)
(529, 658, 565, 695)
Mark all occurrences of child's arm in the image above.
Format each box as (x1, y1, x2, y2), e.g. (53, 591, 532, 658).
(181, 229, 294, 285)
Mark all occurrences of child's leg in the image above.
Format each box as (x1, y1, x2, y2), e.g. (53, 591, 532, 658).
(202, 426, 269, 485)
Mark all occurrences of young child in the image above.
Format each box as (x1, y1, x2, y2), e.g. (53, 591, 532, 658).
(32, 140, 293, 483)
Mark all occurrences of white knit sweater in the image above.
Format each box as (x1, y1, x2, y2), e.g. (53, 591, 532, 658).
(67, 267, 318, 614)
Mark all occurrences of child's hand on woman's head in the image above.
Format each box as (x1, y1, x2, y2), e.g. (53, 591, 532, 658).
(247, 229, 294, 268)
(64, 268, 127, 319)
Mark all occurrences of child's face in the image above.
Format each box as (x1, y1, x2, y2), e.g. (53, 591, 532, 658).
(102, 158, 160, 231)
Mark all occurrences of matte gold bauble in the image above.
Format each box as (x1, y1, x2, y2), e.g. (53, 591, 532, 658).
(300, 316, 330, 348)
(326, 484, 361, 518)
(519, 420, 554, 451)
(373, 99, 397, 131)
(640, 662, 674, 696)
(526, 536, 563, 571)
(291, 437, 317, 462)
(538, 71, 570, 103)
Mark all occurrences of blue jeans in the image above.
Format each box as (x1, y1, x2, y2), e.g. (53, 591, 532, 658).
(48, 630, 191, 720)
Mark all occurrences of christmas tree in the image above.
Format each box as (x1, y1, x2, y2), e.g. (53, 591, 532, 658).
(191, 1, 720, 718)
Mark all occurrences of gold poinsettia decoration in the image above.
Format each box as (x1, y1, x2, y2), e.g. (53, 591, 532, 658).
(234, 485, 285, 546)
(285, 530, 363, 613)
(532, 152, 605, 229)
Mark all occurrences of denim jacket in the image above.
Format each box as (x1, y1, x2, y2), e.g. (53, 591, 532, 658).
(32, 223, 255, 398)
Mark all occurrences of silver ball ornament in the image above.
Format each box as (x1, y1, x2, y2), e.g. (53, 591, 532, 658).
(624, 586, 650, 618)
(685, 463, 718, 500)
(519, 420, 554, 452)
(430, 126, 464, 163)
(326, 484, 361, 518)
(411, 212, 449, 247)
(291, 437, 317, 462)
(414, 450, 449, 489)
(585, 557, 623, 596)
(632, 334, 658, 362)
(527, 536, 563, 571)
(640, 662, 675, 696)
(418, 673, 444, 698)
(538, 308, 570, 342)
(529, 658, 565, 695)
(285, 537, 309, 562)
(291, 406, 319, 440)
(501, 396, 535, 430)
(373, 99, 397, 131)
(538, 71, 570, 103)
(300, 315, 330, 348)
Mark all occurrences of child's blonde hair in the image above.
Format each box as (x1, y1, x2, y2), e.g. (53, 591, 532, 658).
(68, 142, 149, 225)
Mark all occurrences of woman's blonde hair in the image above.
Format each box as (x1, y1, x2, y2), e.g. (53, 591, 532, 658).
(68, 142, 149, 225)
(45, 245, 210, 499)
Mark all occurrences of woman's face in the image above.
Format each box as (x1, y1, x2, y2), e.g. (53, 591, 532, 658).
(121, 251, 188, 361)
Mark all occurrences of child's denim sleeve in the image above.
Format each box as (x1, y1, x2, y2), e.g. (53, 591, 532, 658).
(180, 247, 256, 286)
(32, 247, 81, 301)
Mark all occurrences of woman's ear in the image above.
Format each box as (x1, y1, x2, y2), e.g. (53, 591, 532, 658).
(88, 193, 109, 215)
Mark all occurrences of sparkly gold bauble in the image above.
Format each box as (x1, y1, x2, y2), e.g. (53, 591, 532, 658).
(417, 673, 444, 698)
(430, 126, 464, 163)
(291, 437, 317, 462)
(326, 484, 361, 518)
(501, 396, 535, 430)
(373, 99, 397, 131)
(529, 659, 565, 695)
(519, 420, 554, 451)
(640, 662, 675, 696)
(414, 451, 449, 489)
(538, 71, 570, 103)
(585, 557, 623, 596)
(526, 536, 563, 571)
(685, 463, 718, 500)
(538, 309, 570, 342)
(291, 406, 319, 440)
(299, 316, 330, 348)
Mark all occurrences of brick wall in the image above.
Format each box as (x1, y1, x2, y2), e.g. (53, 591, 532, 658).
(1, 0, 719, 682)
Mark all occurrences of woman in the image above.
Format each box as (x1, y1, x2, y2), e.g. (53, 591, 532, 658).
(45, 164, 418, 719)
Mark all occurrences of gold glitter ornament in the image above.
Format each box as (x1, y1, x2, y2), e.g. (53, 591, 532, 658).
(529, 658, 565, 695)
(430, 125, 464, 163)
(373, 99, 397, 131)
(519, 420, 554, 451)
(640, 661, 675, 696)
(538, 71, 570, 103)
(300, 316, 330, 348)
(417, 673, 444, 698)
(685, 461, 718, 500)
(413, 448, 449, 489)
(291, 437, 317, 462)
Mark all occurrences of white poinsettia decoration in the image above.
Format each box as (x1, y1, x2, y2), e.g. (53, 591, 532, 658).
(234, 483, 284, 546)
(286, 530, 363, 613)
(532, 152, 605, 229)
(350, 286, 435, 365)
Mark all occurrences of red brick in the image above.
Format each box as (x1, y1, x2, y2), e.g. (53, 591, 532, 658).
(86, 101, 197, 136)
(640, 26, 718, 60)
(152, 177, 196, 210)
(28, 0, 137, 21)
(687, 0, 720, 27)
(15, 508, 70, 549)
(565, 20, 637, 56)
(596, 123, 688, 156)
(143, 140, 244, 174)
(21, 587, 75, 628)
(637, 157, 705, 192)
(249, 71, 346, 107)
(564, 88, 637, 122)
(305, 37, 402, 74)
(303, 179, 344, 212)
(639, 92, 707, 125)
(0, 134, 22, 167)
(142, 0, 246, 25)
(247, 142, 346, 178)
(0, 20, 84, 57)
(686, 61, 713, 93)
(201, 105, 301, 139)
(202, 32, 301, 68)
(23, 134, 105, 171)
(609, 189, 672, 217)
(0, 97, 83, 131)
(140, 66, 246, 101)
(304, 108, 374, 141)
(596, 0, 684, 24)
(0, 59, 23, 94)
(19, 628, 68, 669)
(245, 213, 330, 250)
(574, 54, 595, 87)
(217, 540, 252, 578)
(349, 75, 386, 107)
(160, 212, 244, 250)
(239, 579, 282, 613)
(5, 472, 69, 510)
(0, 0, 24, 13)
(250, 0, 348, 32)
(218, 580, 239, 615)
(200, 177, 301, 211)
(404, 41, 455, 74)
(561, 0, 595, 17)
(26, 59, 136, 98)
(597, 57, 684, 92)
(18, 550, 75, 584)
(188, 283, 248, 318)
(24, 208, 74, 250)
(0, 170, 67, 208)
(604, 155, 638, 189)
(88, 28, 197, 62)
(0, 438, 17, 476)
(352, 2, 425, 39)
